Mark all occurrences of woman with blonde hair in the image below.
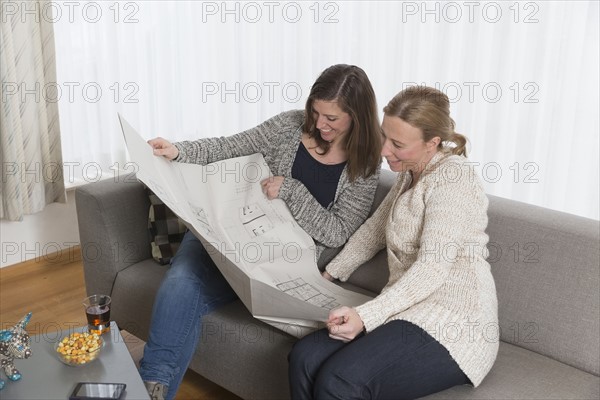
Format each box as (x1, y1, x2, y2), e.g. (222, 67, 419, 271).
(289, 85, 499, 399)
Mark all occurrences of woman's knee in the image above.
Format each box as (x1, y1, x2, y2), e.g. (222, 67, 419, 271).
(163, 257, 199, 282)
(289, 330, 329, 373)
(166, 238, 210, 281)
(313, 363, 365, 400)
(288, 336, 313, 372)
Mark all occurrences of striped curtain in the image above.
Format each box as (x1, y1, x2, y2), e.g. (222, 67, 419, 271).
(0, 0, 65, 221)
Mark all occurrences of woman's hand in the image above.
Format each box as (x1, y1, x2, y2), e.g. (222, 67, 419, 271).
(261, 176, 284, 199)
(322, 271, 334, 281)
(148, 137, 179, 160)
(327, 306, 364, 342)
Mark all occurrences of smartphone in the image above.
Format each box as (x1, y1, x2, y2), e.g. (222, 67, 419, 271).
(69, 382, 126, 400)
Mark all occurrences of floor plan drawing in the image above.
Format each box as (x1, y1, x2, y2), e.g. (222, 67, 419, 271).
(277, 278, 340, 310)
(240, 203, 274, 237)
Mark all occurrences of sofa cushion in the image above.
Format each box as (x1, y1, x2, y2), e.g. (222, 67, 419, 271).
(422, 342, 600, 400)
(110, 259, 169, 340)
(195, 303, 600, 400)
(147, 188, 187, 265)
(193, 300, 295, 400)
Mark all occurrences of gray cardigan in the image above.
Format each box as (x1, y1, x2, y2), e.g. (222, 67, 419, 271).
(173, 110, 380, 259)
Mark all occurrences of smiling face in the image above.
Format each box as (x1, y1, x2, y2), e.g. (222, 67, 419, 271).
(381, 115, 439, 174)
(312, 100, 353, 144)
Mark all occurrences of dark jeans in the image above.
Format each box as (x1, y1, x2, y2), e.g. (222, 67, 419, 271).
(288, 319, 470, 400)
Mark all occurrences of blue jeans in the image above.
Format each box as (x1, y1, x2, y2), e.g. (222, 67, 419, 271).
(288, 320, 470, 400)
(139, 231, 238, 400)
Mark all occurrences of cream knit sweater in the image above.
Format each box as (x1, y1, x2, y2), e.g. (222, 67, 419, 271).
(326, 151, 499, 387)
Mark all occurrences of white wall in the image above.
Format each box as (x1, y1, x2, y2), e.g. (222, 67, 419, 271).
(0, 189, 80, 268)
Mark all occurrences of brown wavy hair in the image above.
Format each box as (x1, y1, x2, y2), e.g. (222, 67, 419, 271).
(383, 86, 468, 156)
(304, 64, 382, 181)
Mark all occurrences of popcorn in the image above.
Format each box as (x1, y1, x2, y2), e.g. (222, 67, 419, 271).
(56, 331, 103, 365)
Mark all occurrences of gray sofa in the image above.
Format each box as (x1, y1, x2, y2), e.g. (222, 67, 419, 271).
(76, 170, 600, 399)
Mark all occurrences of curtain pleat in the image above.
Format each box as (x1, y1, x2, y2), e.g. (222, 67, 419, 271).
(1, 0, 66, 221)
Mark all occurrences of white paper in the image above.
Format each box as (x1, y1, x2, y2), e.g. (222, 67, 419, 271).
(119, 114, 372, 337)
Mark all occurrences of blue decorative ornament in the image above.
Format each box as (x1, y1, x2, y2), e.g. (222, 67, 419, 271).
(0, 312, 32, 390)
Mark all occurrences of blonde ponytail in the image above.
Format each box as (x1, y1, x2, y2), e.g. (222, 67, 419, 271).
(448, 131, 468, 157)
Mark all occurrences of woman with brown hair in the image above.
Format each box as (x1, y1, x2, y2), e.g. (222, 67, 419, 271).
(139, 64, 382, 400)
(289, 85, 499, 399)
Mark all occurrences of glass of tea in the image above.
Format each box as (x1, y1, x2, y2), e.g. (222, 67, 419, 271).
(83, 294, 111, 334)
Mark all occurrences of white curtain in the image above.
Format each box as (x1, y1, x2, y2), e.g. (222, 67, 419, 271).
(1, 0, 66, 221)
(52, 0, 599, 219)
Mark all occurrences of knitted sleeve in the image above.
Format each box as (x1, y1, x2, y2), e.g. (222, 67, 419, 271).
(278, 168, 380, 249)
(324, 176, 402, 280)
(355, 164, 489, 332)
(172, 110, 303, 165)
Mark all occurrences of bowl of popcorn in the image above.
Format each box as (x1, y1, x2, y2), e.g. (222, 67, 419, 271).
(54, 331, 104, 366)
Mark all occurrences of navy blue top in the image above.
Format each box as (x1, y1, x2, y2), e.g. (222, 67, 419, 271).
(291, 142, 347, 209)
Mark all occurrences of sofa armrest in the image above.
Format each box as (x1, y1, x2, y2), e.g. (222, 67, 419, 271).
(75, 177, 152, 297)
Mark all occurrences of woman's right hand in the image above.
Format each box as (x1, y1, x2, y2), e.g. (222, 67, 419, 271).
(327, 306, 364, 342)
(148, 137, 179, 160)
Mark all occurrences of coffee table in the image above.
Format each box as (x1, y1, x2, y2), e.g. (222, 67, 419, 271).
(1, 321, 149, 399)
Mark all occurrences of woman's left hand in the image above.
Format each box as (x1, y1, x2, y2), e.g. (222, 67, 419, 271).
(261, 176, 284, 199)
(327, 306, 364, 342)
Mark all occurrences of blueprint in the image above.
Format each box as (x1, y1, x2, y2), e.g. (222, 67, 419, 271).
(119, 114, 372, 336)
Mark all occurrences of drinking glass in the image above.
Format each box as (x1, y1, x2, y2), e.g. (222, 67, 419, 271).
(83, 294, 111, 334)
